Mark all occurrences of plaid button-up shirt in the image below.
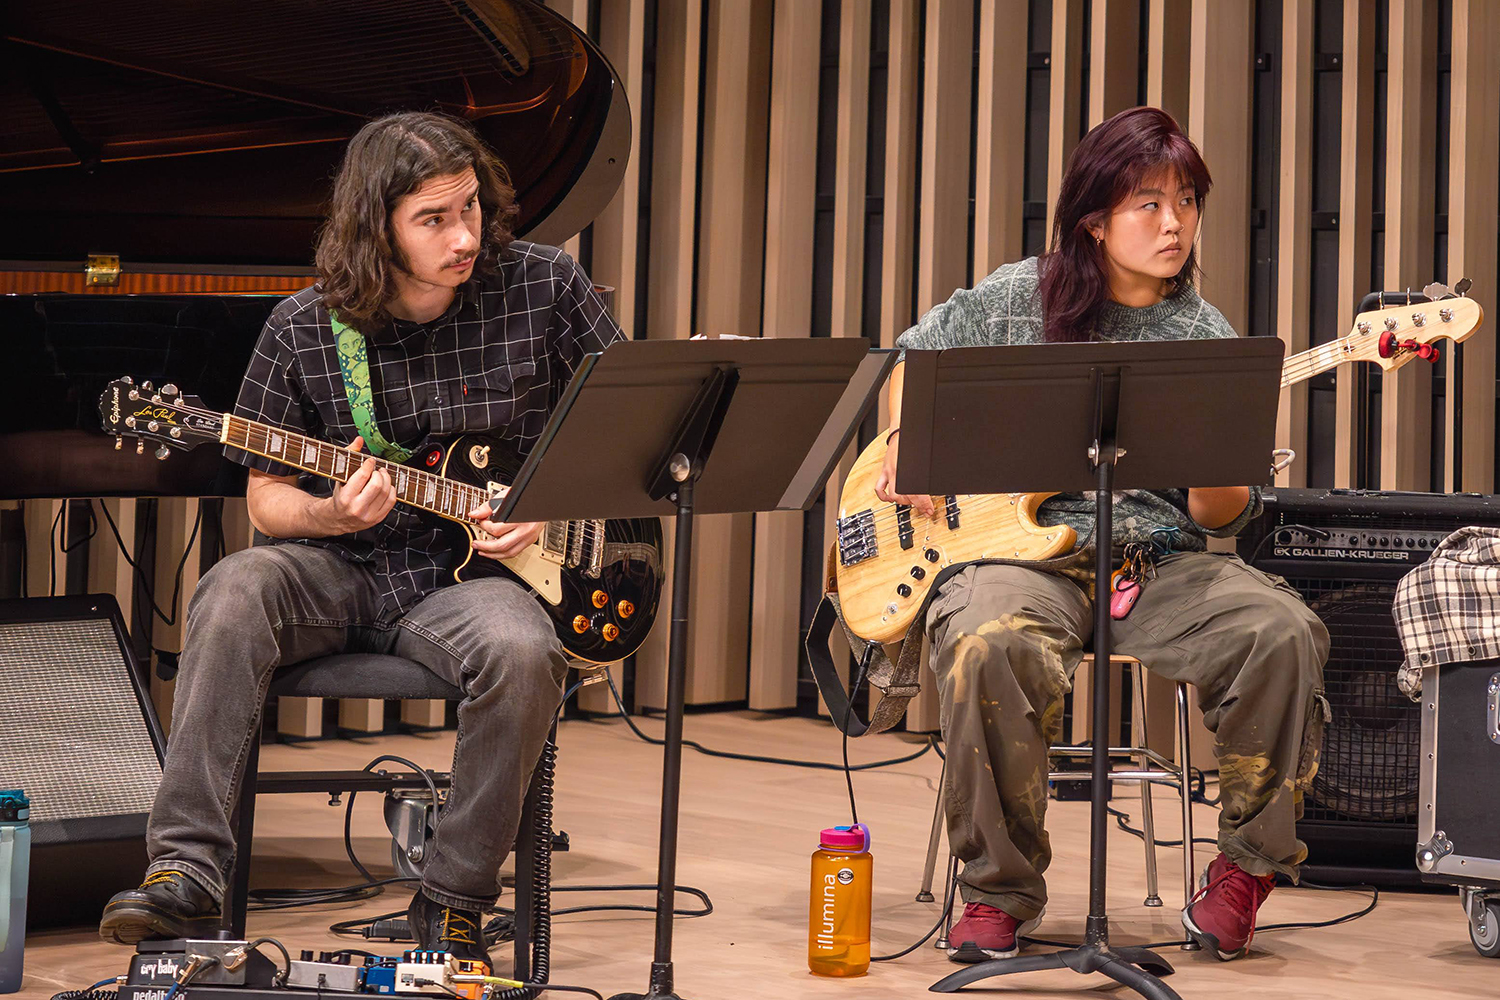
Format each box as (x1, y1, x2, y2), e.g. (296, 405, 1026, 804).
(226, 241, 624, 618)
(1393, 526, 1500, 699)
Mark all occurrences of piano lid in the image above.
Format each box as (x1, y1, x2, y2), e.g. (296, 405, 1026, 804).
(0, 0, 631, 267)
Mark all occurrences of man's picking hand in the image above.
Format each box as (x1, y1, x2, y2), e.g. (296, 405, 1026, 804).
(468, 489, 546, 561)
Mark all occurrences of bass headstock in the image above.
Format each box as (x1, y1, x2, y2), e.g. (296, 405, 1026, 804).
(98, 377, 222, 460)
(1348, 295, 1484, 371)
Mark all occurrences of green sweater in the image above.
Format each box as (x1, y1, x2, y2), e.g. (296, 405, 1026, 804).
(895, 256, 1263, 564)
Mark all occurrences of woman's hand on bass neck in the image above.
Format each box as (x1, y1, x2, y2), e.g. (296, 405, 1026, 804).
(873, 429, 937, 519)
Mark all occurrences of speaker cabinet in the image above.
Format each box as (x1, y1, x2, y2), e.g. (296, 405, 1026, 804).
(1241, 488, 1500, 886)
(0, 595, 164, 927)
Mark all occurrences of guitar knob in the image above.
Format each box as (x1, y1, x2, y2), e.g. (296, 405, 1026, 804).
(897, 584, 912, 598)
(591, 590, 609, 608)
(602, 624, 620, 642)
(617, 600, 635, 619)
(910, 566, 926, 580)
(924, 548, 940, 562)
(572, 615, 590, 634)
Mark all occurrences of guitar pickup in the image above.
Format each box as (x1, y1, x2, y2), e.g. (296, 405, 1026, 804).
(895, 505, 915, 549)
(837, 511, 878, 566)
(945, 495, 960, 530)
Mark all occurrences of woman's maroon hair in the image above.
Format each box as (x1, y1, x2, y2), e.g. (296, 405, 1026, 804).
(1037, 106, 1213, 342)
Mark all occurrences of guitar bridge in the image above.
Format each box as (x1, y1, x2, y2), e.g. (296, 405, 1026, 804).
(837, 511, 878, 566)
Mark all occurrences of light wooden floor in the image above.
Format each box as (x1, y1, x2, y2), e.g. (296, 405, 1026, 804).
(22, 711, 1495, 999)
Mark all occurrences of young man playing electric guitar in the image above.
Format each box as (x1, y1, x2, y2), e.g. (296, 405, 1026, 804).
(99, 112, 623, 967)
(877, 108, 1330, 963)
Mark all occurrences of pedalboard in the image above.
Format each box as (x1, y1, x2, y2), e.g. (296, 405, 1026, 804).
(117, 940, 492, 999)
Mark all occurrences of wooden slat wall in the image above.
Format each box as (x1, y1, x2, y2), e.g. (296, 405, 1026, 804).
(1089, 0, 1141, 128)
(1380, 0, 1439, 491)
(972, 2, 1030, 277)
(749, 0, 821, 712)
(1334, 0, 1377, 488)
(1188, 0, 1253, 338)
(13, 0, 1500, 747)
(1046, 0, 1086, 231)
(812, 0, 874, 717)
(1275, 0, 1316, 488)
(1146, 0, 1192, 127)
(1447, 0, 1500, 495)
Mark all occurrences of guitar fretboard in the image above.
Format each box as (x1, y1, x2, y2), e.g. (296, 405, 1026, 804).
(221, 415, 490, 521)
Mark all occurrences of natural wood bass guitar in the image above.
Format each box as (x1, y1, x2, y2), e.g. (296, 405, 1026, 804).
(834, 296, 1484, 643)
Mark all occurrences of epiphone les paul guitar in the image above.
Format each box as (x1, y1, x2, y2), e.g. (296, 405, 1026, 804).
(835, 294, 1485, 643)
(98, 378, 663, 663)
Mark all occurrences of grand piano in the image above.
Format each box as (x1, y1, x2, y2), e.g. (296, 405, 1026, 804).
(1, 0, 630, 500)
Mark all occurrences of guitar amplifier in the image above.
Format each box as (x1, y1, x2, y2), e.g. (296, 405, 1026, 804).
(1239, 488, 1500, 885)
(0, 595, 165, 927)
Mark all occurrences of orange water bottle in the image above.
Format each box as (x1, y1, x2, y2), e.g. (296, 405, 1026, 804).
(808, 823, 872, 976)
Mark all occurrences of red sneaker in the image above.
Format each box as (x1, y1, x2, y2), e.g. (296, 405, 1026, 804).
(1181, 853, 1276, 960)
(946, 902, 1044, 962)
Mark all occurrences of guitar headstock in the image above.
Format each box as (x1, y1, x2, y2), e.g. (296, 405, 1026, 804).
(98, 377, 222, 460)
(1346, 295, 1484, 371)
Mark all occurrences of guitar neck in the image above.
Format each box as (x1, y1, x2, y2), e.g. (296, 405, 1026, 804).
(1281, 335, 1361, 389)
(220, 414, 487, 522)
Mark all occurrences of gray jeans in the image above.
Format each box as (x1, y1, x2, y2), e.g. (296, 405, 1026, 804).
(144, 544, 569, 910)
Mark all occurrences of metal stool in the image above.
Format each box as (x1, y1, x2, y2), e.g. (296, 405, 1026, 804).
(917, 654, 1197, 940)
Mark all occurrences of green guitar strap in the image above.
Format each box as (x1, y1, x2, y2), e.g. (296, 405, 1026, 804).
(330, 312, 414, 463)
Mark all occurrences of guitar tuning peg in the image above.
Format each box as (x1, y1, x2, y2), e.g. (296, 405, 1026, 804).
(114, 436, 123, 451)
(1456, 277, 1473, 296)
(141, 380, 154, 392)
(1427, 346, 1441, 364)
(135, 439, 145, 455)
(1422, 282, 1451, 302)
(162, 383, 179, 396)
(1416, 344, 1436, 361)
(154, 446, 170, 461)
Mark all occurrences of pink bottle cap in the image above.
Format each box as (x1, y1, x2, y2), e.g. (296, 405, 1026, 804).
(820, 824, 871, 852)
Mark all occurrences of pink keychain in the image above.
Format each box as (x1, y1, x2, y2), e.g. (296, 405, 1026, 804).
(1110, 577, 1141, 620)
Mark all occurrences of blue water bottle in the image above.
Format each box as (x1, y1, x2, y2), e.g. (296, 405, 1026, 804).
(0, 790, 30, 994)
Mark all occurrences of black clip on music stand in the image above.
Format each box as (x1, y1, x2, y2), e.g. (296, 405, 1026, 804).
(494, 337, 896, 1000)
(897, 336, 1285, 1000)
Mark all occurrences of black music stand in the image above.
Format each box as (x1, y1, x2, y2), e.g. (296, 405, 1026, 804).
(494, 337, 895, 1000)
(897, 337, 1284, 1000)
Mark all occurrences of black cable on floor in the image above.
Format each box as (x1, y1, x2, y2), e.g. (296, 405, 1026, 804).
(871, 889, 956, 963)
(597, 671, 937, 772)
(842, 647, 875, 826)
(1020, 881, 1380, 951)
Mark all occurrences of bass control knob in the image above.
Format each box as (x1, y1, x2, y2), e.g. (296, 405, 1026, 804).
(924, 548, 940, 562)
(897, 584, 912, 598)
(910, 566, 926, 580)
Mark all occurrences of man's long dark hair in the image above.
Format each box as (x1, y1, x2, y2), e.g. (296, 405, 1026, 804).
(1038, 106, 1213, 343)
(316, 111, 521, 333)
